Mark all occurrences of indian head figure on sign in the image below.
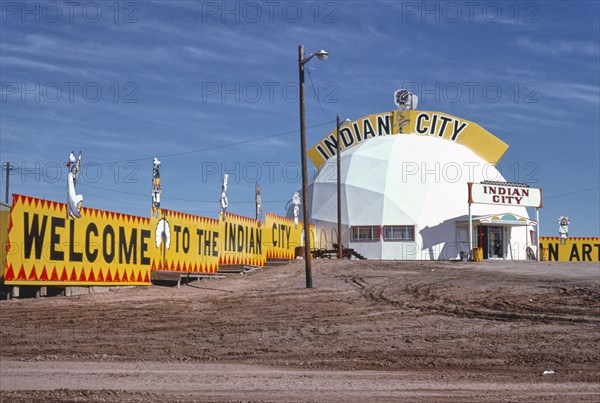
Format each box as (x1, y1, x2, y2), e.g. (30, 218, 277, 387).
(255, 182, 262, 223)
(292, 191, 301, 228)
(152, 157, 162, 218)
(394, 89, 418, 133)
(220, 174, 229, 219)
(558, 216, 570, 245)
(67, 151, 83, 219)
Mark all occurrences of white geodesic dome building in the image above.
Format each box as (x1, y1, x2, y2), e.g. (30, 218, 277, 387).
(306, 117, 536, 260)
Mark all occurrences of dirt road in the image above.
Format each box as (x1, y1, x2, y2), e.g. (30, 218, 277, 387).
(1, 260, 599, 401)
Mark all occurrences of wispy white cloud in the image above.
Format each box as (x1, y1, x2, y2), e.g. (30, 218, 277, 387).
(2, 31, 203, 72)
(0, 55, 92, 76)
(542, 82, 600, 105)
(182, 45, 234, 62)
(516, 36, 599, 58)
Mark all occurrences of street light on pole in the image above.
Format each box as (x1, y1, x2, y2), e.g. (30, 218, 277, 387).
(298, 45, 328, 289)
(336, 116, 351, 260)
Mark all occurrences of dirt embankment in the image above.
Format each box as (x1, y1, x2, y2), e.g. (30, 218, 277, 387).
(1, 260, 599, 402)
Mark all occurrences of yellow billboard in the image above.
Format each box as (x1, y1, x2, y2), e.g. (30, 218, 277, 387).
(3, 195, 315, 286)
(0, 203, 10, 278)
(539, 237, 600, 262)
(219, 213, 266, 267)
(308, 110, 508, 167)
(152, 209, 220, 273)
(264, 213, 304, 260)
(4, 194, 152, 286)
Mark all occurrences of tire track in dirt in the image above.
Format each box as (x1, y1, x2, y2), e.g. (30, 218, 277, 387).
(1, 260, 598, 376)
(346, 267, 600, 325)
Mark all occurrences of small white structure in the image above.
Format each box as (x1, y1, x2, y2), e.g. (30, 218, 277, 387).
(304, 108, 536, 260)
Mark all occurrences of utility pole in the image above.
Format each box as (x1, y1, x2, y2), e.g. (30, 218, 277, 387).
(4, 162, 12, 204)
(335, 117, 350, 259)
(336, 116, 342, 259)
(298, 45, 329, 289)
(298, 45, 312, 288)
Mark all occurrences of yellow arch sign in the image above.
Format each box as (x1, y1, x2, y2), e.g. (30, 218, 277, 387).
(307, 110, 509, 167)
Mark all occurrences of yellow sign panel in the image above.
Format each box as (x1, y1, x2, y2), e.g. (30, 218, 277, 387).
(308, 112, 395, 168)
(219, 213, 266, 266)
(308, 110, 508, 167)
(4, 194, 152, 286)
(539, 237, 600, 262)
(152, 209, 220, 273)
(264, 213, 304, 259)
(0, 205, 9, 278)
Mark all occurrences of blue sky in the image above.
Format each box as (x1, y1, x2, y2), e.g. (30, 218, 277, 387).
(1, 0, 599, 236)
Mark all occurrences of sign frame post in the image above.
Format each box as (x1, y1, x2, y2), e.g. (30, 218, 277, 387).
(468, 202, 473, 260)
(536, 207, 540, 261)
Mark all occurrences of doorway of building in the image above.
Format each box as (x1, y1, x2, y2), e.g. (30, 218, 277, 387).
(477, 226, 504, 259)
(487, 226, 504, 258)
